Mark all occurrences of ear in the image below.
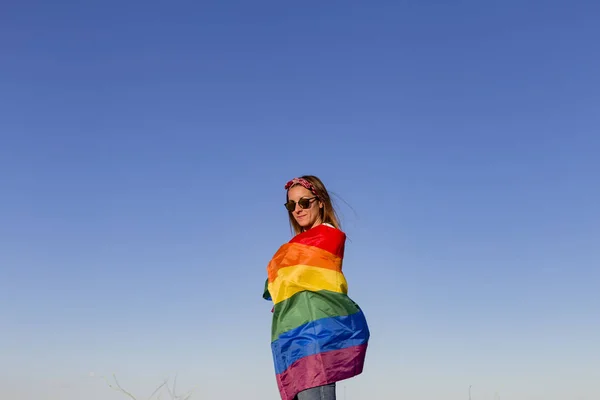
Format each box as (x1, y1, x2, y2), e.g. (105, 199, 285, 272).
(318, 200, 324, 209)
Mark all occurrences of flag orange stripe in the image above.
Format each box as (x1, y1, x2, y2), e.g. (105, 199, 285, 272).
(267, 243, 342, 283)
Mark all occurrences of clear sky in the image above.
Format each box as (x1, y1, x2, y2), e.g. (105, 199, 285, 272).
(1, 1, 599, 399)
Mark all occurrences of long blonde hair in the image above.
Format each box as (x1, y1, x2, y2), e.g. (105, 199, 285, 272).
(286, 175, 341, 236)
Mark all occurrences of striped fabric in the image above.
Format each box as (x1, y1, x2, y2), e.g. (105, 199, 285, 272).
(263, 224, 369, 400)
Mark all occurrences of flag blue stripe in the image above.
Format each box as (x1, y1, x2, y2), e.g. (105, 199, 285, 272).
(270, 310, 370, 374)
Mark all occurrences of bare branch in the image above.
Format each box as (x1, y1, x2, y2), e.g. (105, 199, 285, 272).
(114, 374, 139, 400)
(173, 375, 177, 399)
(101, 373, 192, 400)
(148, 379, 168, 400)
(102, 374, 137, 400)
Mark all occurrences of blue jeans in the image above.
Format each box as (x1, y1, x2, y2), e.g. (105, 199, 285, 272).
(295, 383, 336, 400)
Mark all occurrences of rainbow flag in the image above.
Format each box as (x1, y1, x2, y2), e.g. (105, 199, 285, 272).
(263, 224, 369, 400)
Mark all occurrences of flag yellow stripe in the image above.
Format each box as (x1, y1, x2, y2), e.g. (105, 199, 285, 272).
(268, 265, 348, 305)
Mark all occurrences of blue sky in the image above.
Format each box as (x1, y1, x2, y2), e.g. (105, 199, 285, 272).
(1, 1, 599, 399)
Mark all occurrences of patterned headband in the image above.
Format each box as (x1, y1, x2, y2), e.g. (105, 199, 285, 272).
(284, 177, 318, 196)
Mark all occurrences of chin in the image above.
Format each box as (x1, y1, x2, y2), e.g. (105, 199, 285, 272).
(296, 220, 310, 229)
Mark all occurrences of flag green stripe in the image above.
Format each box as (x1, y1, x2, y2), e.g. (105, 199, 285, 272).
(271, 290, 361, 342)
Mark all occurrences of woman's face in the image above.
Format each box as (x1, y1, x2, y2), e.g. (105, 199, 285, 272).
(287, 185, 323, 230)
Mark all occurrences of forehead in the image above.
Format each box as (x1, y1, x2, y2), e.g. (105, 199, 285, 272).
(287, 185, 313, 200)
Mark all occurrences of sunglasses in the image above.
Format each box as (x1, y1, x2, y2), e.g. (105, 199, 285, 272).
(284, 196, 318, 212)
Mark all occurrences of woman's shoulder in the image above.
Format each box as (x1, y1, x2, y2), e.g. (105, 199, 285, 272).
(319, 223, 345, 236)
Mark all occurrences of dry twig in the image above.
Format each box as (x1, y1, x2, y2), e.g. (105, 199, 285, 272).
(103, 374, 193, 400)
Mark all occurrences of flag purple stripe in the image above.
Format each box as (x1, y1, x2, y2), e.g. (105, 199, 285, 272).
(275, 343, 368, 400)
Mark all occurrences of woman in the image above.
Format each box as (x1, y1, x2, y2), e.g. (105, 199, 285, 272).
(263, 175, 370, 400)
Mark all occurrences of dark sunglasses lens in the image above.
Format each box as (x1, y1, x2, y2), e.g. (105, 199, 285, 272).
(285, 201, 296, 211)
(298, 198, 311, 208)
